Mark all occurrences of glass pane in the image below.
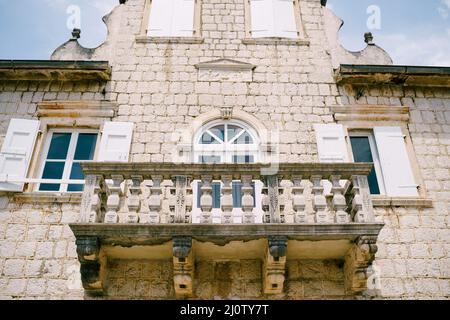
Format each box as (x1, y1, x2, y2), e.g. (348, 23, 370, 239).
(350, 137, 381, 195)
(233, 131, 253, 144)
(68, 184, 84, 192)
(232, 155, 255, 164)
(199, 155, 222, 164)
(209, 125, 225, 142)
(232, 182, 256, 208)
(197, 182, 221, 209)
(39, 162, 65, 191)
(67, 163, 85, 192)
(74, 133, 98, 160)
(47, 133, 71, 160)
(200, 132, 220, 144)
(227, 125, 243, 142)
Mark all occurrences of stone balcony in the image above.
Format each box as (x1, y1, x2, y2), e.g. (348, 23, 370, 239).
(70, 162, 384, 298)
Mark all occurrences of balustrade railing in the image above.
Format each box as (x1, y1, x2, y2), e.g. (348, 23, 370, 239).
(79, 162, 375, 225)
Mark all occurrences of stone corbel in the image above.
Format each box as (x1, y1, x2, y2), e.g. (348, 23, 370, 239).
(264, 236, 288, 295)
(75, 236, 106, 296)
(172, 236, 194, 298)
(344, 235, 378, 295)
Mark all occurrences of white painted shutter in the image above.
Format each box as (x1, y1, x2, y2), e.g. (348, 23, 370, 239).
(0, 119, 40, 192)
(314, 124, 350, 163)
(250, 0, 274, 38)
(98, 122, 134, 162)
(172, 0, 195, 37)
(148, 0, 174, 37)
(374, 127, 418, 196)
(273, 0, 298, 38)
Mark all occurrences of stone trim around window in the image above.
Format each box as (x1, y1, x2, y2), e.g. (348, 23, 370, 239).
(241, 38, 310, 46)
(12, 192, 82, 204)
(371, 196, 433, 208)
(330, 105, 410, 123)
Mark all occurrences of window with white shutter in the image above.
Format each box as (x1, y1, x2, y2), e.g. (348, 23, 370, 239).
(373, 127, 419, 197)
(147, 0, 196, 37)
(314, 124, 350, 163)
(0, 119, 40, 192)
(249, 0, 299, 38)
(98, 122, 134, 162)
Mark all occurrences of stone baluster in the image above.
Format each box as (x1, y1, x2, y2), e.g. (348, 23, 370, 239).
(172, 175, 189, 223)
(104, 175, 123, 223)
(348, 175, 375, 223)
(311, 175, 327, 223)
(264, 175, 281, 223)
(241, 175, 255, 224)
(185, 185, 193, 223)
(220, 175, 233, 224)
(330, 175, 349, 223)
(199, 175, 213, 223)
(291, 175, 306, 223)
(142, 175, 162, 224)
(80, 174, 104, 223)
(261, 187, 270, 223)
(125, 175, 142, 223)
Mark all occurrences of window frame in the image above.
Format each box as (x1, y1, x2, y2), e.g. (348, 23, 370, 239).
(348, 130, 387, 195)
(140, 0, 202, 39)
(244, 0, 306, 40)
(35, 128, 100, 193)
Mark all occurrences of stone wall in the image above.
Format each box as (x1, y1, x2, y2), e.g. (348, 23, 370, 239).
(104, 259, 348, 300)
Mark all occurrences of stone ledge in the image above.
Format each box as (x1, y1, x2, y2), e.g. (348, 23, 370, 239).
(331, 105, 410, 122)
(372, 196, 433, 208)
(13, 192, 82, 204)
(70, 223, 384, 246)
(135, 36, 204, 44)
(242, 38, 310, 46)
(37, 100, 117, 119)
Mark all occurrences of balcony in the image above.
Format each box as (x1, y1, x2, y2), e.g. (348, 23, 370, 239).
(70, 162, 384, 298)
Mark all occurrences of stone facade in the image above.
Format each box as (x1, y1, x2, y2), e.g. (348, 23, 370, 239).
(0, 0, 449, 299)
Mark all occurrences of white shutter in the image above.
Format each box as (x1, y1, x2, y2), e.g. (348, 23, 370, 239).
(374, 127, 418, 197)
(148, 0, 174, 37)
(0, 119, 40, 192)
(273, 0, 298, 38)
(314, 124, 350, 163)
(172, 0, 195, 37)
(98, 122, 134, 162)
(250, 0, 274, 38)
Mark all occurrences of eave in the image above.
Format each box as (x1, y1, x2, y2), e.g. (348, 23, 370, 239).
(0, 60, 111, 81)
(336, 64, 450, 88)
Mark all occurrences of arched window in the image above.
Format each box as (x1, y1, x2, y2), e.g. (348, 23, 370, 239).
(193, 119, 260, 164)
(191, 119, 263, 223)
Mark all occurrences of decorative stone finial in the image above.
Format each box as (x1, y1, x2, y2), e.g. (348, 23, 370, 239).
(364, 32, 374, 45)
(119, 0, 127, 4)
(71, 28, 81, 40)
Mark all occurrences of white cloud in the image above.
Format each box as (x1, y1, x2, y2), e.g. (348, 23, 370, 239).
(378, 32, 450, 66)
(438, 0, 450, 19)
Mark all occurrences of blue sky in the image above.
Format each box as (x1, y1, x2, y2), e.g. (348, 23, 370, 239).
(0, 0, 449, 66)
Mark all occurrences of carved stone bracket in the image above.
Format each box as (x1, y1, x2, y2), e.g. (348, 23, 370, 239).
(75, 236, 106, 296)
(344, 235, 379, 295)
(172, 236, 194, 298)
(264, 236, 288, 295)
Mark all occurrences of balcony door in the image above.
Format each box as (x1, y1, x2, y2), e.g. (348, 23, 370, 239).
(191, 120, 263, 223)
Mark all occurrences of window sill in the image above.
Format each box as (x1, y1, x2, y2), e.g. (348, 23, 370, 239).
(371, 196, 433, 208)
(135, 36, 204, 44)
(13, 192, 82, 204)
(242, 38, 310, 46)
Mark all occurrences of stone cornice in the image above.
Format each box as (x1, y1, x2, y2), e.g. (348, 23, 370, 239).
(194, 58, 256, 71)
(80, 162, 374, 180)
(37, 100, 117, 119)
(331, 105, 410, 122)
(336, 64, 450, 88)
(70, 223, 384, 246)
(0, 60, 111, 82)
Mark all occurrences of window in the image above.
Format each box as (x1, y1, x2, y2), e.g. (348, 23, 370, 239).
(193, 120, 261, 216)
(315, 125, 419, 197)
(38, 130, 98, 192)
(247, 0, 304, 39)
(146, 0, 199, 37)
(349, 133, 384, 195)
